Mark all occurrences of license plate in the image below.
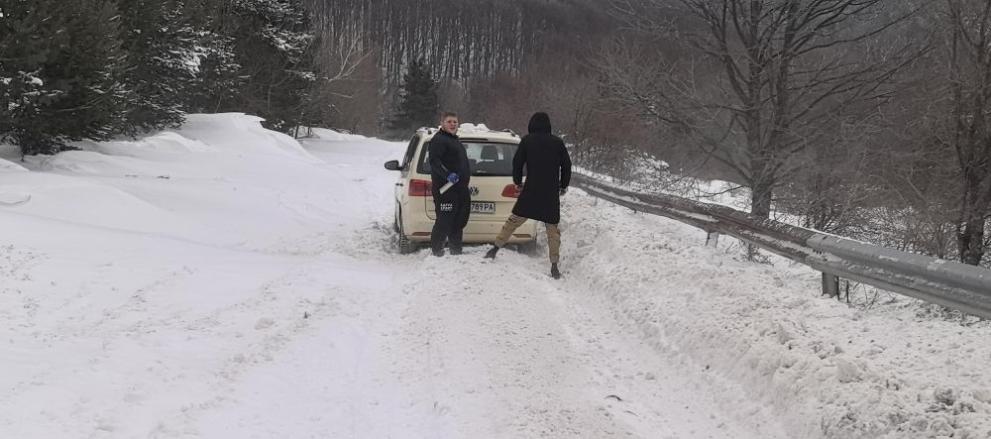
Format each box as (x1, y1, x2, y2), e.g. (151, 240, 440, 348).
(471, 202, 495, 214)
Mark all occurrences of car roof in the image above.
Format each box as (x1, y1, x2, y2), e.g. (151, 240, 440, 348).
(418, 125, 520, 144)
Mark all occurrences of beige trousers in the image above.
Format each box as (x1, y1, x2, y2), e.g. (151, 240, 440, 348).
(494, 214, 561, 264)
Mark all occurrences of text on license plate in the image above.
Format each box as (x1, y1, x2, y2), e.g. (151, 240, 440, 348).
(471, 202, 495, 214)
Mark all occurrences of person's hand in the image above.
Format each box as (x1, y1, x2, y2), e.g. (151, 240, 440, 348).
(514, 184, 523, 192)
(447, 173, 459, 184)
(559, 187, 568, 196)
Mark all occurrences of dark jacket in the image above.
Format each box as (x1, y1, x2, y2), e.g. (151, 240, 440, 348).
(512, 113, 572, 224)
(428, 129, 470, 197)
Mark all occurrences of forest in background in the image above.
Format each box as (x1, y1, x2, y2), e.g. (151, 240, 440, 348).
(2, 0, 990, 268)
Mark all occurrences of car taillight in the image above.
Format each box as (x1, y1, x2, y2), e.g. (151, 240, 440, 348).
(409, 179, 432, 197)
(502, 184, 521, 198)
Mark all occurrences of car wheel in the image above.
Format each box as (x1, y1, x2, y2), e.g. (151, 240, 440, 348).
(396, 215, 417, 255)
(393, 206, 400, 233)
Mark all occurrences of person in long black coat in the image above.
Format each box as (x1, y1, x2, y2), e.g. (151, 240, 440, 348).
(484, 112, 572, 279)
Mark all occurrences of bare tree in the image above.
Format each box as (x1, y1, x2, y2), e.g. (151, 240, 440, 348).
(941, 0, 991, 265)
(603, 0, 918, 220)
(293, 4, 378, 135)
(319, 26, 373, 85)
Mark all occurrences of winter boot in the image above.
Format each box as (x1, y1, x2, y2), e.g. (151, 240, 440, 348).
(483, 245, 500, 259)
(550, 263, 561, 279)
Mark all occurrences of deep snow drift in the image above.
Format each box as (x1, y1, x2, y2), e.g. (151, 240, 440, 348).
(1, 114, 989, 438)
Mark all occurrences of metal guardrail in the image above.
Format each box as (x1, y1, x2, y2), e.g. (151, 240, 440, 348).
(572, 173, 991, 319)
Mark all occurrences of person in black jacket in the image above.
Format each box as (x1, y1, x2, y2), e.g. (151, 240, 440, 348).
(484, 112, 572, 279)
(428, 112, 471, 256)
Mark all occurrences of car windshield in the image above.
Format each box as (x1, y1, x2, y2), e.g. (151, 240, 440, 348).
(418, 141, 519, 177)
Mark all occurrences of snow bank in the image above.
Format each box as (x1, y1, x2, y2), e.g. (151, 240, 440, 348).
(562, 190, 991, 438)
(0, 115, 407, 438)
(0, 171, 196, 236)
(174, 113, 320, 163)
(0, 157, 28, 173)
(0, 156, 32, 206)
(308, 127, 367, 141)
(3, 113, 352, 248)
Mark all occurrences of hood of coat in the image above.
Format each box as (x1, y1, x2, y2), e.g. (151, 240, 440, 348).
(527, 112, 552, 134)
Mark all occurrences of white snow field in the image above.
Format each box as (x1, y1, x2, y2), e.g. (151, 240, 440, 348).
(1, 114, 989, 438)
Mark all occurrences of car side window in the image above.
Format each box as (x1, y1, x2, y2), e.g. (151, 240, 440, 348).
(420, 147, 431, 174)
(400, 135, 419, 174)
(418, 137, 434, 175)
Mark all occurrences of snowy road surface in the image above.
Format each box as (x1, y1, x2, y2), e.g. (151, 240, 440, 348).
(188, 132, 785, 438)
(2, 115, 989, 438)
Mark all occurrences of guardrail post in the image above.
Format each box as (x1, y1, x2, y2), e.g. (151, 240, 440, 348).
(706, 232, 720, 248)
(822, 272, 839, 298)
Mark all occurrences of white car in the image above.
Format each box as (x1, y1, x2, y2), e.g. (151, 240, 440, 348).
(384, 124, 537, 254)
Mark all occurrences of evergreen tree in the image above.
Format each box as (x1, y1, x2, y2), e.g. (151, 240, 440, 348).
(180, 0, 241, 114)
(0, 1, 49, 150)
(215, 0, 317, 133)
(116, 0, 199, 136)
(0, 0, 125, 156)
(390, 59, 439, 134)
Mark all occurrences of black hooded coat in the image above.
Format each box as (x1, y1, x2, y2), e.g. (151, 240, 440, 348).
(511, 113, 572, 224)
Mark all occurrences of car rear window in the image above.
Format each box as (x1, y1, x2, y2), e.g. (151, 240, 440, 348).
(417, 141, 520, 177)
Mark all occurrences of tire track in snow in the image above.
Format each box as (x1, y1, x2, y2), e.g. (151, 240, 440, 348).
(146, 260, 350, 438)
(386, 241, 785, 438)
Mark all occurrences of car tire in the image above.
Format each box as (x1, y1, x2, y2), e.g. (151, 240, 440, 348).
(393, 206, 400, 233)
(396, 211, 418, 255)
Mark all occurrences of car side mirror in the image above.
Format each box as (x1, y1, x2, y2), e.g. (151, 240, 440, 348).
(384, 160, 401, 171)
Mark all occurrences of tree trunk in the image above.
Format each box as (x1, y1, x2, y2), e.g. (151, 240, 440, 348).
(957, 214, 986, 265)
(748, 166, 774, 261)
(750, 182, 773, 219)
(749, 153, 774, 219)
(957, 172, 989, 265)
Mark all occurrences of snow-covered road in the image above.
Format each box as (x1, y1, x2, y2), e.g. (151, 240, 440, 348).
(185, 133, 786, 438)
(2, 115, 989, 438)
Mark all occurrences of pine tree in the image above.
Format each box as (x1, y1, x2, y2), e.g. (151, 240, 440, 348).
(116, 0, 199, 136)
(180, 0, 241, 114)
(215, 0, 318, 133)
(389, 59, 439, 135)
(0, 1, 49, 150)
(0, 0, 125, 156)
